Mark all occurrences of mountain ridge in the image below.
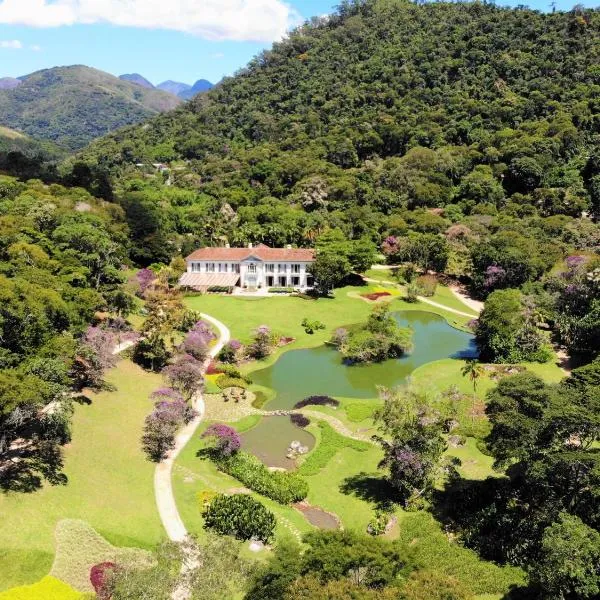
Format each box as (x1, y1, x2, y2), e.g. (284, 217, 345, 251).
(0, 65, 182, 150)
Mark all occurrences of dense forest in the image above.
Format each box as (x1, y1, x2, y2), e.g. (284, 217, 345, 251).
(72, 0, 600, 359)
(1, 0, 599, 597)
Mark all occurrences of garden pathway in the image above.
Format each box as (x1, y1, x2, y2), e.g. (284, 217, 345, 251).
(154, 313, 230, 544)
(362, 277, 478, 318)
(300, 410, 374, 443)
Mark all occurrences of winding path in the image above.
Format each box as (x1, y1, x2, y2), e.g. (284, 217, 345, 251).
(362, 276, 479, 318)
(154, 313, 230, 543)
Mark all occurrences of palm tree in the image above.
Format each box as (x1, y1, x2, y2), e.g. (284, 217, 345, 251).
(461, 359, 484, 424)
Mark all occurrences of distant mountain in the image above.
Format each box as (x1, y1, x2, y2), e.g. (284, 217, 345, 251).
(178, 79, 214, 100)
(0, 77, 21, 90)
(157, 80, 192, 97)
(119, 73, 155, 89)
(0, 65, 181, 151)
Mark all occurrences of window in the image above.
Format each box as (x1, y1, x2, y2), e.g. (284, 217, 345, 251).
(192, 262, 200, 273)
(292, 276, 300, 286)
(207, 263, 215, 273)
(218, 263, 222, 273)
(248, 263, 256, 273)
(223, 263, 228, 273)
(266, 264, 275, 273)
(278, 264, 287, 273)
(291, 264, 301, 274)
(232, 263, 240, 273)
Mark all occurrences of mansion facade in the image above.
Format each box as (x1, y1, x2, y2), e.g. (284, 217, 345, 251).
(179, 244, 315, 291)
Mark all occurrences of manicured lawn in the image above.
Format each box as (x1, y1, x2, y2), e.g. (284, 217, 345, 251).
(0, 360, 164, 591)
(172, 421, 314, 546)
(430, 285, 479, 316)
(446, 437, 496, 481)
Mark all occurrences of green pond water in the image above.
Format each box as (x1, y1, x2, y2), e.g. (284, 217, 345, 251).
(251, 311, 477, 410)
(241, 416, 315, 470)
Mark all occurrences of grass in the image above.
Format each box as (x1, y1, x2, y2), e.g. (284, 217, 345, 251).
(0, 576, 88, 600)
(429, 285, 479, 316)
(298, 421, 372, 476)
(445, 438, 496, 481)
(50, 520, 152, 593)
(0, 360, 164, 591)
(172, 421, 313, 546)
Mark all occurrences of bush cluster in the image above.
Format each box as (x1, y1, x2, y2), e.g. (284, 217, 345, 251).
(202, 493, 276, 543)
(216, 374, 249, 390)
(216, 451, 308, 504)
(293, 395, 339, 409)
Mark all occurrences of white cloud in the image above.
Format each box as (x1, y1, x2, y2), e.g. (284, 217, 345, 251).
(30, 44, 42, 51)
(0, 39, 22, 48)
(0, 0, 301, 42)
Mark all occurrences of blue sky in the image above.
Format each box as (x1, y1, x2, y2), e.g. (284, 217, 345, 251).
(0, 0, 597, 86)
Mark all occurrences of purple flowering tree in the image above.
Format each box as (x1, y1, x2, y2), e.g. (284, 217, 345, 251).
(246, 325, 275, 359)
(73, 326, 117, 388)
(180, 329, 210, 361)
(201, 423, 241, 458)
(217, 339, 242, 363)
(163, 356, 205, 401)
(381, 236, 399, 259)
(483, 264, 507, 290)
(136, 268, 155, 297)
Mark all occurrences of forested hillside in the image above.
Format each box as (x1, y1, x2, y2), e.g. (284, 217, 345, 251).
(0, 66, 181, 151)
(0, 175, 133, 491)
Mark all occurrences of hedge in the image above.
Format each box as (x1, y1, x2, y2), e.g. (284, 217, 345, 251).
(207, 286, 231, 293)
(299, 421, 371, 476)
(294, 395, 339, 409)
(216, 451, 308, 504)
(216, 374, 248, 390)
(268, 287, 295, 294)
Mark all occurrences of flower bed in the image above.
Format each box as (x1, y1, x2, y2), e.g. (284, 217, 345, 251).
(361, 291, 392, 301)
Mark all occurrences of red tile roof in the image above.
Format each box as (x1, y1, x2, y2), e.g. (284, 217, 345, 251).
(185, 246, 315, 262)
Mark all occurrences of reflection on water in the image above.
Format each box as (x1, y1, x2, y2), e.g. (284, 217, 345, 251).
(241, 416, 315, 469)
(252, 311, 477, 410)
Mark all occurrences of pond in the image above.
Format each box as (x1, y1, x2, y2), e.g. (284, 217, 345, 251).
(241, 416, 316, 469)
(252, 311, 477, 410)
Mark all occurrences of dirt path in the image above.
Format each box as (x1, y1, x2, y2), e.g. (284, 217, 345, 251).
(300, 410, 373, 443)
(449, 285, 483, 314)
(154, 314, 230, 543)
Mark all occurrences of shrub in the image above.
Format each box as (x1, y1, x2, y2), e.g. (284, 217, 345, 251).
(90, 562, 117, 599)
(345, 402, 376, 423)
(214, 451, 308, 504)
(401, 570, 472, 600)
(290, 413, 310, 428)
(268, 287, 295, 294)
(207, 285, 231, 293)
(301, 318, 326, 334)
(218, 364, 252, 382)
(415, 274, 438, 297)
(299, 422, 370, 476)
(246, 325, 277, 359)
(132, 335, 170, 371)
(201, 423, 241, 457)
(217, 339, 242, 363)
(294, 396, 339, 409)
(202, 494, 276, 543)
(216, 374, 248, 390)
(405, 282, 420, 303)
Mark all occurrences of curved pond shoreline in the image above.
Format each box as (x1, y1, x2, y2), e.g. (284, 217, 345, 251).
(251, 311, 477, 410)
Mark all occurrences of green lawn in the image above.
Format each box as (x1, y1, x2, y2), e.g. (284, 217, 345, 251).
(430, 285, 479, 316)
(0, 360, 164, 591)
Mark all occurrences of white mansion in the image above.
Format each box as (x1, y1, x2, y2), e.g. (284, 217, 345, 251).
(179, 243, 316, 292)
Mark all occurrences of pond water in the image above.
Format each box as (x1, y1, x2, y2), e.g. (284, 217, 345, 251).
(241, 416, 315, 469)
(252, 311, 477, 410)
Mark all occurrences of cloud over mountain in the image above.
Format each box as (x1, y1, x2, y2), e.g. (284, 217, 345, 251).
(0, 0, 300, 42)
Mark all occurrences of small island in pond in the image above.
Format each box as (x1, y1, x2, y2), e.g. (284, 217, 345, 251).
(331, 304, 413, 364)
